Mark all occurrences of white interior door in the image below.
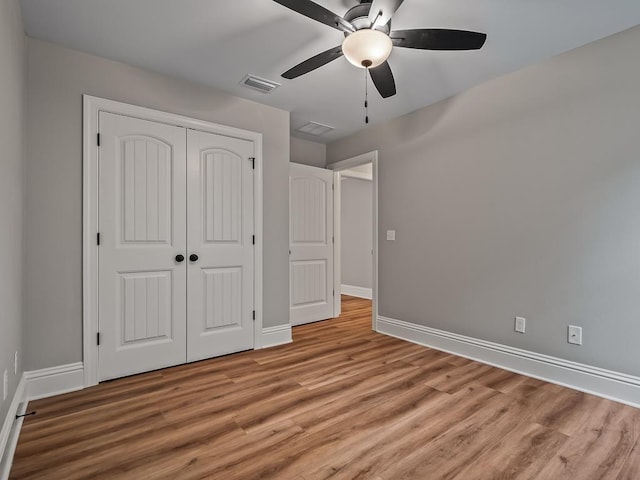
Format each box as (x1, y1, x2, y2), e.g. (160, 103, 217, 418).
(289, 163, 335, 325)
(186, 130, 255, 361)
(98, 112, 187, 381)
(98, 113, 256, 380)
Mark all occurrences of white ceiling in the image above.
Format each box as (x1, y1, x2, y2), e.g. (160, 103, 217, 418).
(19, 0, 640, 143)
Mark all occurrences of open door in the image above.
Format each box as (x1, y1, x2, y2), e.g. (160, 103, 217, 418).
(289, 163, 335, 326)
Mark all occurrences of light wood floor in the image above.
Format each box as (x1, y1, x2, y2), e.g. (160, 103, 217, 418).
(10, 296, 640, 479)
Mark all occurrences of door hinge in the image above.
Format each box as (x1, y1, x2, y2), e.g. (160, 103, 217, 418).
(252, 310, 256, 321)
(97, 133, 101, 146)
(333, 289, 335, 297)
(97, 332, 101, 346)
(97, 232, 101, 245)
(249, 157, 255, 170)
(252, 235, 255, 245)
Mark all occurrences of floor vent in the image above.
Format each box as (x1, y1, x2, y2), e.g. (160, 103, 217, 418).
(240, 74, 280, 94)
(295, 121, 335, 136)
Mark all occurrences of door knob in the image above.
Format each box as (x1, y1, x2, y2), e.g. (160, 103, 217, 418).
(175, 254, 185, 263)
(189, 254, 199, 262)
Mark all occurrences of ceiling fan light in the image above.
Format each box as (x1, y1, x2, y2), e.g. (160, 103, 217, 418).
(342, 29, 393, 69)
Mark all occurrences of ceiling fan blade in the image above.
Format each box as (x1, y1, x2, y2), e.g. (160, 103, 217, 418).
(368, 0, 405, 28)
(272, 0, 354, 33)
(282, 46, 344, 79)
(390, 29, 487, 50)
(369, 61, 396, 98)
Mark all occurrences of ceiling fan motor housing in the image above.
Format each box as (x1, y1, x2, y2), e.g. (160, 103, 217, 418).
(343, 3, 391, 34)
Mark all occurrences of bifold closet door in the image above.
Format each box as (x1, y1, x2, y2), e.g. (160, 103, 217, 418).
(186, 130, 255, 362)
(98, 112, 187, 381)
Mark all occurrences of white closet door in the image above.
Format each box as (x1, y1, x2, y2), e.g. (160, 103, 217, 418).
(186, 130, 255, 362)
(289, 163, 335, 325)
(98, 112, 187, 381)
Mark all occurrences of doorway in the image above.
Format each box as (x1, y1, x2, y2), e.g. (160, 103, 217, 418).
(328, 151, 379, 330)
(339, 164, 373, 300)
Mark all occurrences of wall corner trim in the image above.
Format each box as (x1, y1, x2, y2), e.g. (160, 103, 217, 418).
(377, 315, 640, 408)
(24, 363, 85, 402)
(341, 285, 373, 300)
(261, 325, 292, 349)
(0, 375, 26, 480)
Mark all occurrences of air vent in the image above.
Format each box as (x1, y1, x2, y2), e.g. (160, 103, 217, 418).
(295, 121, 335, 137)
(240, 74, 280, 94)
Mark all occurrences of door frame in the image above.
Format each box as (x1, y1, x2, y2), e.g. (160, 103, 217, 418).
(82, 95, 264, 387)
(327, 151, 379, 330)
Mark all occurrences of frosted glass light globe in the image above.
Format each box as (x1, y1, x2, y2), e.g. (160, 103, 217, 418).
(342, 29, 393, 69)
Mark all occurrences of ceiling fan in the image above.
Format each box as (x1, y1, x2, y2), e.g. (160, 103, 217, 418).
(273, 0, 487, 98)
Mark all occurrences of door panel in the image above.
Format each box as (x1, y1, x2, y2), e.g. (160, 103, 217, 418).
(202, 150, 242, 242)
(202, 267, 242, 329)
(98, 112, 187, 381)
(291, 176, 327, 242)
(120, 271, 172, 343)
(289, 163, 335, 325)
(121, 137, 172, 243)
(291, 260, 328, 307)
(187, 130, 255, 362)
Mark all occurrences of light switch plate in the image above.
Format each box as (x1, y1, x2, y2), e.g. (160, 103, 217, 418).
(386, 230, 396, 241)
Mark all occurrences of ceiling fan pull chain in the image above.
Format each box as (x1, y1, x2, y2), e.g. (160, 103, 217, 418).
(365, 67, 369, 124)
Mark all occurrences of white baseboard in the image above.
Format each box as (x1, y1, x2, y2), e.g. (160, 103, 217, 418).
(0, 375, 26, 480)
(341, 284, 373, 300)
(24, 362, 85, 402)
(261, 325, 292, 349)
(1, 362, 84, 478)
(377, 316, 640, 408)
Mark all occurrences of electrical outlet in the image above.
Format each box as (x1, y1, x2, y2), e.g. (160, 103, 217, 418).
(514, 316, 526, 334)
(568, 325, 582, 345)
(386, 230, 396, 241)
(14, 351, 18, 375)
(3, 370, 7, 401)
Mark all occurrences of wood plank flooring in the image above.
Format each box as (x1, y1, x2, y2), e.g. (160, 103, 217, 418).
(10, 296, 640, 479)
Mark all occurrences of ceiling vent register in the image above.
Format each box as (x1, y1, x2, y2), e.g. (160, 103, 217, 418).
(295, 122, 335, 136)
(240, 74, 281, 94)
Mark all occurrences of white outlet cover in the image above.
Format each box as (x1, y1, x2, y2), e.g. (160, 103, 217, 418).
(568, 325, 583, 345)
(515, 316, 526, 334)
(386, 230, 396, 241)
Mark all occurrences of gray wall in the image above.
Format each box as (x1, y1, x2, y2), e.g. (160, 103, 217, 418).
(0, 0, 24, 427)
(25, 39, 290, 371)
(290, 137, 326, 168)
(341, 178, 372, 290)
(328, 25, 640, 376)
